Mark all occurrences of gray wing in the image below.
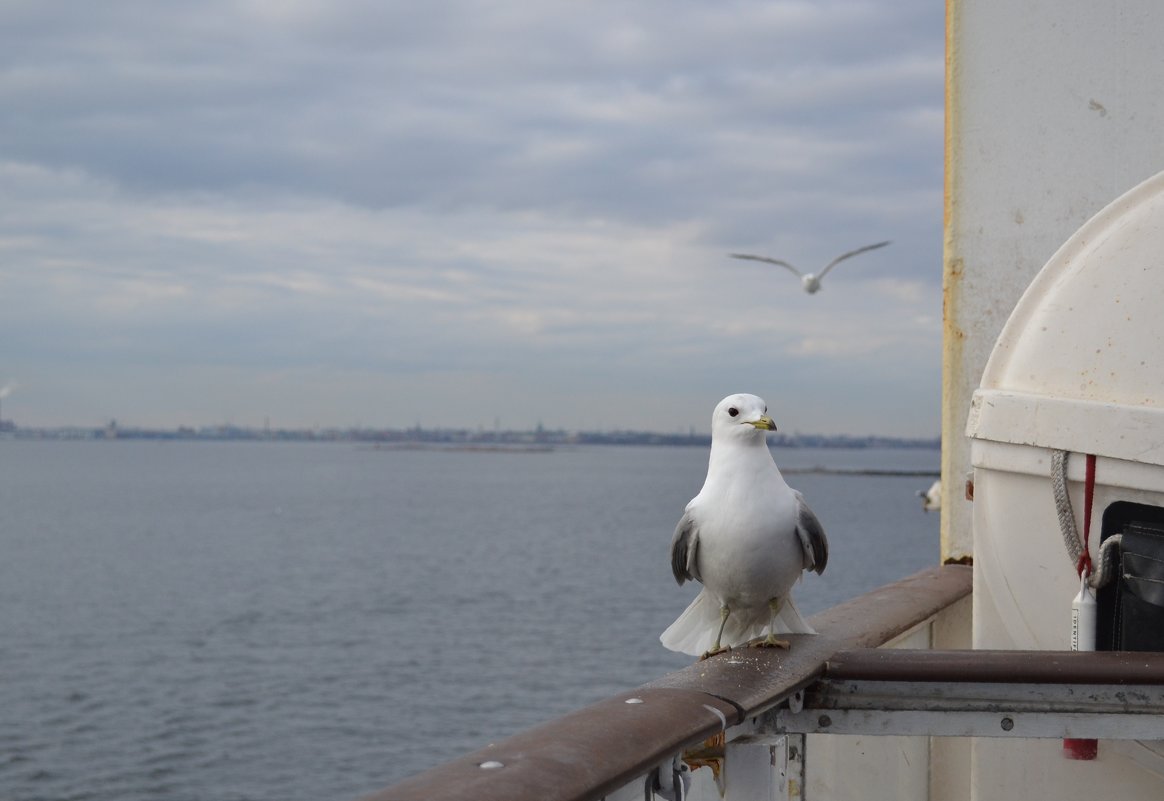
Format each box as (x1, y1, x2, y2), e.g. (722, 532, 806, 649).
(816, 240, 891, 280)
(793, 491, 829, 575)
(728, 253, 803, 277)
(669, 510, 701, 585)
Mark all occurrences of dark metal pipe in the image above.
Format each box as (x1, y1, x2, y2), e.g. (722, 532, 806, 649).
(824, 648, 1164, 685)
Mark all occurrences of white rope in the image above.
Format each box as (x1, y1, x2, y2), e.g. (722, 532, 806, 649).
(1090, 534, 1122, 590)
(1051, 449, 1118, 589)
(1051, 450, 1084, 567)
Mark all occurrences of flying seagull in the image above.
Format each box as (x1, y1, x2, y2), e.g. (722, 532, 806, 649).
(660, 393, 828, 658)
(729, 240, 890, 294)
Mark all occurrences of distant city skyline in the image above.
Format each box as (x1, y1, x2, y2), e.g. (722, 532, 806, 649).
(1, 415, 940, 449)
(1, 1, 944, 437)
(0, 408, 940, 441)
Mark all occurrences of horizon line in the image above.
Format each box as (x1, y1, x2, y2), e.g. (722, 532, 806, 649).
(0, 419, 941, 447)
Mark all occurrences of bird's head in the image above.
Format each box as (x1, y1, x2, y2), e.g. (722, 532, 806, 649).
(801, 274, 821, 293)
(711, 393, 776, 442)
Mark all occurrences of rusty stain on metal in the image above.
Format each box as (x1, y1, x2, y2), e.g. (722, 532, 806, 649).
(941, 0, 975, 567)
(681, 730, 725, 782)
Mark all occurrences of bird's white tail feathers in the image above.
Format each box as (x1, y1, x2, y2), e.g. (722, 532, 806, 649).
(660, 590, 815, 656)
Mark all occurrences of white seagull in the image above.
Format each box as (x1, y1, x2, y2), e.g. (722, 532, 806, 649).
(729, 240, 891, 294)
(660, 393, 828, 658)
(918, 479, 941, 512)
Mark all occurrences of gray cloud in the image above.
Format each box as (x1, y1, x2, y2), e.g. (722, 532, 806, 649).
(0, 0, 944, 434)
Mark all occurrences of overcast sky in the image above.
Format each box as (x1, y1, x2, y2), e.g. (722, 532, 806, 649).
(1, 1, 944, 436)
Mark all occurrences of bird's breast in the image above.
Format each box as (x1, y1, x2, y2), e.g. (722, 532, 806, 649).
(688, 487, 802, 607)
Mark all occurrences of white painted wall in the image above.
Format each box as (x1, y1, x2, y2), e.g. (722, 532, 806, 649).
(942, 0, 1164, 560)
(946, 2, 1164, 799)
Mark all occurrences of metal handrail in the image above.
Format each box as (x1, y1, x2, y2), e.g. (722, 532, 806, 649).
(822, 648, 1164, 684)
(359, 564, 972, 801)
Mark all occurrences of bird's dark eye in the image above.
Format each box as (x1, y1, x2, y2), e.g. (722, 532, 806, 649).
(764, 406, 768, 413)
(728, 407, 739, 417)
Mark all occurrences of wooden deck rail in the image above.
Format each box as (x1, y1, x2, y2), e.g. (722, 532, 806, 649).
(359, 564, 973, 801)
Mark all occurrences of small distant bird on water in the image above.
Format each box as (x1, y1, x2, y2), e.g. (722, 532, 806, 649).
(918, 479, 941, 512)
(729, 240, 891, 294)
(661, 394, 828, 658)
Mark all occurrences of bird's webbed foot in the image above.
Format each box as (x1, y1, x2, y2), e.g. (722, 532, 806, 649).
(699, 644, 733, 660)
(750, 634, 791, 650)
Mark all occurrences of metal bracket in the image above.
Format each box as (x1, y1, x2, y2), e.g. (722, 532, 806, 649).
(648, 755, 690, 801)
(762, 678, 1164, 739)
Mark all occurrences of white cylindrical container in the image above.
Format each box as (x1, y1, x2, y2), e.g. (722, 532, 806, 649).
(1070, 575, 1096, 652)
(967, 169, 1164, 788)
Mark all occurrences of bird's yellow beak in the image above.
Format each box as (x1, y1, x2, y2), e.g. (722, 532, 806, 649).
(749, 415, 777, 431)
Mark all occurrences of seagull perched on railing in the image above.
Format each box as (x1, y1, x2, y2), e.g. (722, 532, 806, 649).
(729, 240, 890, 294)
(661, 393, 828, 658)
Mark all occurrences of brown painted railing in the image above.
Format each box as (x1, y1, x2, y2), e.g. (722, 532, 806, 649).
(359, 564, 972, 801)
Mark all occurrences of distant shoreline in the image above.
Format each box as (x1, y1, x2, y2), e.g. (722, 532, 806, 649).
(1, 423, 939, 451)
(780, 466, 940, 477)
(360, 442, 555, 454)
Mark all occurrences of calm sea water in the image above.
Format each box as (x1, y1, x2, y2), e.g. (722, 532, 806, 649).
(0, 441, 939, 801)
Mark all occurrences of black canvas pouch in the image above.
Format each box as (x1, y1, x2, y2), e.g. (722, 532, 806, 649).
(1116, 525, 1164, 651)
